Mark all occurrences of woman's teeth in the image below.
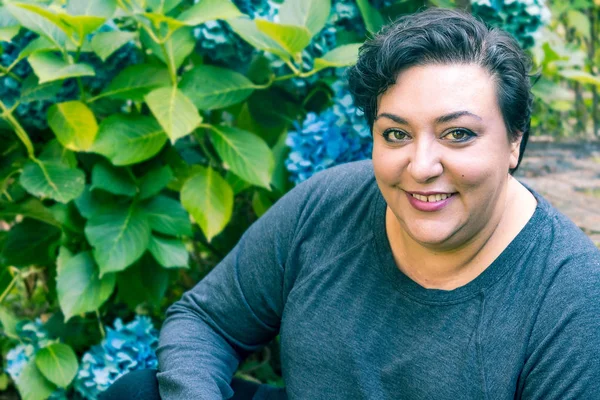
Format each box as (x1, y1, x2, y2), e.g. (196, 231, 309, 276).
(411, 193, 452, 202)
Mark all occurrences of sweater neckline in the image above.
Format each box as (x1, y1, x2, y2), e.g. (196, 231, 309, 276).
(371, 184, 548, 304)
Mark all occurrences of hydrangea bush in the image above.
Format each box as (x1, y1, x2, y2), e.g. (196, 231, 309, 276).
(0, 0, 552, 398)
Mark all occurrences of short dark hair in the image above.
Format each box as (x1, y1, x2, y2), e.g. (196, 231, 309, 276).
(347, 7, 535, 173)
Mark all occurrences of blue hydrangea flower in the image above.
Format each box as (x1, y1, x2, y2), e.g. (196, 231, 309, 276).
(5, 320, 67, 399)
(471, 0, 551, 49)
(74, 316, 159, 400)
(285, 80, 372, 184)
(331, 0, 367, 37)
(368, 0, 397, 9)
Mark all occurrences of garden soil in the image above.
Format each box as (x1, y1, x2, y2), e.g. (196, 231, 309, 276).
(515, 139, 600, 247)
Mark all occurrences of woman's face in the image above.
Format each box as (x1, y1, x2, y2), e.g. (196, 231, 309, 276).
(372, 63, 521, 251)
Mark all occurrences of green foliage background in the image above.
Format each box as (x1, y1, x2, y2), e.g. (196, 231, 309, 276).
(0, 0, 598, 398)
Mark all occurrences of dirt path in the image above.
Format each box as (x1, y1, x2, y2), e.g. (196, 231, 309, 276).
(515, 139, 600, 246)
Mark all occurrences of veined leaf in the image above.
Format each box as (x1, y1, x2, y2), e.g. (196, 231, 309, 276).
(278, 0, 330, 36)
(66, 0, 117, 19)
(177, 0, 242, 26)
(15, 360, 56, 400)
(85, 204, 151, 275)
(20, 75, 62, 103)
(0, 306, 19, 339)
(147, 0, 184, 14)
(140, 26, 194, 70)
(313, 43, 362, 72)
(179, 65, 257, 110)
(209, 125, 274, 189)
(19, 159, 85, 204)
(228, 17, 290, 60)
(91, 114, 168, 166)
(145, 86, 202, 143)
(90, 162, 137, 197)
(96, 64, 171, 101)
(148, 235, 189, 268)
(35, 344, 78, 388)
(0, 6, 20, 42)
(5, 3, 68, 49)
(141, 195, 192, 236)
(181, 167, 233, 241)
(0, 198, 60, 228)
(91, 30, 136, 61)
(56, 251, 115, 321)
(28, 52, 95, 83)
(0, 219, 61, 267)
(59, 14, 105, 39)
(48, 101, 98, 151)
(255, 19, 311, 55)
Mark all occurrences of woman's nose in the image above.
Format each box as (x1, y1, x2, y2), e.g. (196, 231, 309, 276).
(407, 139, 443, 183)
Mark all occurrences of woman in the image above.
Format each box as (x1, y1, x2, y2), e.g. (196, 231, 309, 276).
(104, 7, 600, 400)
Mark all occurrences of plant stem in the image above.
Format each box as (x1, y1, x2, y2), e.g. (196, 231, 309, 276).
(96, 310, 106, 339)
(160, 42, 177, 85)
(0, 99, 35, 158)
(0, 272, 19, 305)
(0, 64, 22, 82)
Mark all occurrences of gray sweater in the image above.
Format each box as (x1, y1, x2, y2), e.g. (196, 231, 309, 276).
(157, 160, 600, 399)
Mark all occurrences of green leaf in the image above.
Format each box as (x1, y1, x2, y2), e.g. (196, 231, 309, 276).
(179, 65, 257, 110)
(85, 204, 151, 275)
(116, 254, 169, 308)
(225, 171, 251, 195)
(56, 251, 115, 321)
(255, 19, 311, 55)
(15, 360, 56, 400)
(141, 26, 195, 70)
(91, 30, 137, 61)
(59, 14, 106, 39)
(0, 6, 20, 42)
(181, 167, 233, 241)
(19, 75, 62, 103)
(140, 12, 187, 40)
(252, 190, 272, 217)
(145, 86, 202, 143)
(209, 125, 274, 189)
(48, 101, 98, 151)
(566, 10, 590, 40)
(141, 195, 192, 236)
(35, 343, 78, 388)
(139, 165, 173, 200)
(38, 139, 78, 168)
(0, 198, 61, 228)
(148, 235, 189, 268)
(91, 162, 137, 196)
(355, 0, 384, 34)
(66, 0, 117, 19)
(28, 52, 95, 84)
(0, 219, 61, 267)
(228, 17, 290, 60)
(558, 69, 600, 86)
(177, 0, 242, 25)
(5, 3, 68, 49)
(147, 0, 184, 14)
(19, 160, 85, 204)
(14, 36, 56, 64)
(0, 306, 19, 339)
(56, 246, 73, 275)
(278, 0, 330, 36)
(313, 43, 361, 72)
(91, 114, 168, 166)
(96, 64, 171, 101)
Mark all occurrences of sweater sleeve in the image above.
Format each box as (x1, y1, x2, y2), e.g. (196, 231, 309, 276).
(156, 180, 311, 399)
(518, 252, 600, 399)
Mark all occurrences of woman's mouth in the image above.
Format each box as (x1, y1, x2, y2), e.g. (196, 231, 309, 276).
(406, 192, 455, 211)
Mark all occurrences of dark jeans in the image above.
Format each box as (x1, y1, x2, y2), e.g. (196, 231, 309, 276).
(99, 369, 262, 400)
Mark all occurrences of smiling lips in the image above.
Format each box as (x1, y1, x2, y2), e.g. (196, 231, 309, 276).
(405, 191, 455, 212)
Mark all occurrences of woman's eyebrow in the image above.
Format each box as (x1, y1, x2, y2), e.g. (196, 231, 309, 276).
(375, 110, 483, 125)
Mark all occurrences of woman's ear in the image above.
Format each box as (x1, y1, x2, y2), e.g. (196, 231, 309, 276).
(509, 131, 523, 170)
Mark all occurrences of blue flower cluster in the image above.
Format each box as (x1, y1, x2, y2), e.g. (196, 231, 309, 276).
(285, 80, 372, 184)
(6, 319, 67, 399)
(74, 316, 159, 400)
(330, 0, 367, 37)
(471, 0, 551, 49)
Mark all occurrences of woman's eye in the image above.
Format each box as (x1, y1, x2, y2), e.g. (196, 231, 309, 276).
(444, 129, 475, 142)
(383, 129, 409, 142)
